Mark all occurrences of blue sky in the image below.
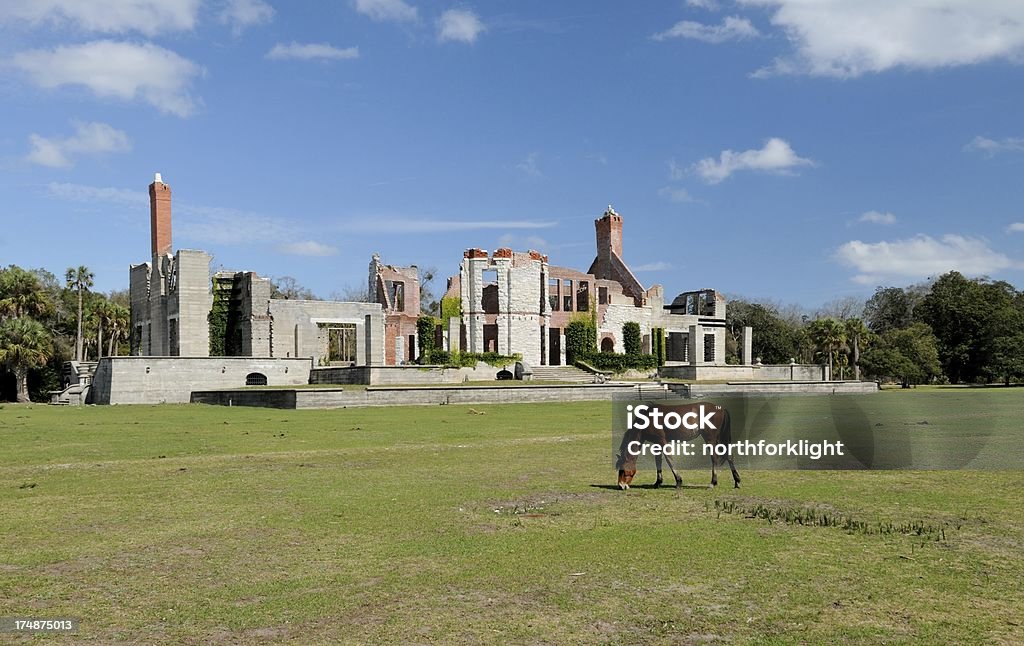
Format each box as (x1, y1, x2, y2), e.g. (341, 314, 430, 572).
(1, 0, 1022, 308)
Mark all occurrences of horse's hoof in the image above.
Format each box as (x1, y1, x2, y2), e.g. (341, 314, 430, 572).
(734, 483, 741, 489)
(618, 483, 629, 490)
(653, 481, 662, 489)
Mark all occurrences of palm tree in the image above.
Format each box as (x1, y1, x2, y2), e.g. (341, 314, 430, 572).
(808, 318, 846, 380)
(0, 266, 53, 321)
(0, 318, 54, 402)
(106, 304, 130, 357)
(65, 266, 94, 362)
(844, 318, 869, 380)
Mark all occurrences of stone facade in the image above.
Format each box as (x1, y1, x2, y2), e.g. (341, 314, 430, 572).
(130, 173, 384, 367)
(442, 205, 736, 370)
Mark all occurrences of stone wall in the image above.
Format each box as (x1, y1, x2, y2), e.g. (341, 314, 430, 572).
(89, 356, 311, 404)
(658, 363, 829, 381)
(267, 300, 384, 365)
(310, 363, 509, 385)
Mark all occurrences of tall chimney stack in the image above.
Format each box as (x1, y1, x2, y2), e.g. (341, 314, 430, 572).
(149, 172, 172, 257)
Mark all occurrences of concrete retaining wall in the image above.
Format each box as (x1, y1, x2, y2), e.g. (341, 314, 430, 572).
(659, 363, 828, 381)
(90, 356, 312, 405)
(193, 383, 638, 409)
(670, 381, 878, 397)
(309, 363, 509, 386)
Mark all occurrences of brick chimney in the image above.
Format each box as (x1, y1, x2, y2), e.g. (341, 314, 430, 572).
(149, 172, 172, 257)
(594, 204, 623, 277)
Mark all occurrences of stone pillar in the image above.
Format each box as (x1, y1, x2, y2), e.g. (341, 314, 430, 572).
(688, 324, 702, 366)
(448, 317, 460, 353)
(741, 326, 753, 366)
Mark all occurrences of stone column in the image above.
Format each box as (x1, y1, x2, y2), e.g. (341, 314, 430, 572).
(741, 326, 753, 366)
(688, 324, 702, 366)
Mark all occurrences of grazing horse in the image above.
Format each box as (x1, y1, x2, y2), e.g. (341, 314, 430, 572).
(615, 402, 740, 490)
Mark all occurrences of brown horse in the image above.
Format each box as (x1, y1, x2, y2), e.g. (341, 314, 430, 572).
(615, 402, 740, 490)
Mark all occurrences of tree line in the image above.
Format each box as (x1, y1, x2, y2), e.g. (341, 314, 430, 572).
(725, 271, 1024, 386)
(0, 264, 130, 402)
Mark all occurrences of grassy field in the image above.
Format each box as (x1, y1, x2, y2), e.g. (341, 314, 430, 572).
(1, 389, 1022, 644)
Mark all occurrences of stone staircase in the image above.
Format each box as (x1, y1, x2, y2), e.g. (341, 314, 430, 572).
(49, 361, 99, 405)
(529, 365, 596, 383)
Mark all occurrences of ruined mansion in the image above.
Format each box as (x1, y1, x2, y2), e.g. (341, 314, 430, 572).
(128, 174, 757, 378)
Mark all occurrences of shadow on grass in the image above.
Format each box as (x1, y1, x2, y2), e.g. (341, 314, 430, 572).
(589, 483, 712, 491)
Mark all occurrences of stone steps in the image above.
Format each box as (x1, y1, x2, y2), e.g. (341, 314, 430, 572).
(530, 366, 595, 383)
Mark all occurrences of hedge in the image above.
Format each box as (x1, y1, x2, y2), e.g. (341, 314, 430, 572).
(577, 351, 658, 373)
(623, 321, 641, 355)
(422, 349, 521, 368)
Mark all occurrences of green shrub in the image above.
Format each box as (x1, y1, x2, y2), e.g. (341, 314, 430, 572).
(623, 322, 641, 355)
(577, 351, 658, 373)
(440, 296, 461, 323)
(565, 316, 596, 364)
(422, 349, 521, 368)
(416, 315, 439, 361)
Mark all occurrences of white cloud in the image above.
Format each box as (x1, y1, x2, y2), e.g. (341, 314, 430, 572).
(0, 0, 200, 35)
(744, 0, 1024, 78)
(350, 219, 557, 233)
(47, 182, 147, 206)
(633, 261, 673, 272)
(267, 43, 360, 61)
(658, 186, 696, 204)
(693, 137, 813, 183)
(835, 234, 1021, 284)
(1008, 223, 1024, 233)
(352, 0, 417, 22)
(26, 121, 131, 168)
(220, 0, 274, 34)
(438, 9, 485, 43)
(964, 135, 1024, 156)
(686, 0, 719, 9)
(858, 210, 897, 225)
(277, 240, 338, 256)
(516, 152, 543, 178)
(11, 40, 202, 117)
(652, 16, 759, 43)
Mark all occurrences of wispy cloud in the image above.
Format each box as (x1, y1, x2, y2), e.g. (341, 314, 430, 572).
(633, 261, 673, 271)
(267, 42, 359, 61)
(11, 40, 202, 117)
(438, 8, 486, 43)
(858, 210, 897, 225)
(668, 158, 687, 181)
(652, 16, 759, 43)
(747, 1, 1024, 78)
(516, 152, 542, 178)
(44, 180, 304, 246)
(693, 137, 814, 183)
(964, 135, 1024, 157)
(1008, 222, 1024, 233)
(349, 219, 557, 234)
(47, 181, 147, 206)
(657, 186, 696, 204)
(277, 240, 338, 256)
(220, 0, 274, 34)
(352, 0, 417, 23)
(0, 0, 200, 35)
(27, 121, 131, 168)
(835, 234, 1021, 284)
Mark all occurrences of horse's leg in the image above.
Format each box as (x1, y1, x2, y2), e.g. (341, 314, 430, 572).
(654, 454, 663, 488)
(728, 456, 741, 488)
(663, 454, 683, 489)
(710, 454, 718, 488)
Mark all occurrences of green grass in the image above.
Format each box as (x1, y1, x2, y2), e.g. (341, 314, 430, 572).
(1, 390, 1022, 644)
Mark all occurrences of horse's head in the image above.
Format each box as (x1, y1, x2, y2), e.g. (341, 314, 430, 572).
(617, 466, 636, 490)
(615, 450, 637, 490)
